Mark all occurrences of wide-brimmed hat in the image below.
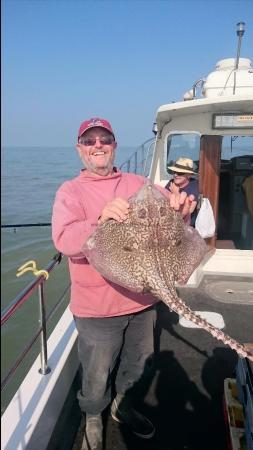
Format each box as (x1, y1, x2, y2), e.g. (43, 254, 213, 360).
(168, 157, 197, 174)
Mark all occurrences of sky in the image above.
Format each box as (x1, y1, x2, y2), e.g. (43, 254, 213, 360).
(2, 0, 253, 147)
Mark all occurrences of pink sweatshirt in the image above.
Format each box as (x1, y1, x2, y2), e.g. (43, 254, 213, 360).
(52, 169, 158, 317)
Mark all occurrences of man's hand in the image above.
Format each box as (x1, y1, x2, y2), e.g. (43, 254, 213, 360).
(98, 189, 197, 226)
(166, 190, 197, 218)
(168, 181, 179, 195)
(98, 198, 130, 225)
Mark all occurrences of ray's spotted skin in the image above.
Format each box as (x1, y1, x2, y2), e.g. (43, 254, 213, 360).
(83, 183, 253, 362)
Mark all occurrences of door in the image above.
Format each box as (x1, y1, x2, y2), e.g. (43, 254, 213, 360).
(198, 135, 222, 247)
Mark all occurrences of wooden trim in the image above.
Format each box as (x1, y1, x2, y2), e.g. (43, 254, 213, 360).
(199, 135, 222, 247)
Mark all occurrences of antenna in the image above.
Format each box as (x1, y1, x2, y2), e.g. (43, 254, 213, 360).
(233, 21, 245, 94)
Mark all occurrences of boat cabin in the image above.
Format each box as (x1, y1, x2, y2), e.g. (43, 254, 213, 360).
(148, 57, 253, 279)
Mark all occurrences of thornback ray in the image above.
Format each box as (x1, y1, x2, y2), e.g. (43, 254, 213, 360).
(83, 182, 253, 361)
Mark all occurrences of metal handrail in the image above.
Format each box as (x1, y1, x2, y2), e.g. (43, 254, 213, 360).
(1, 253, 62, 326)
(1, 283, 70, 390)
(143, 139, 156, 176)
(119, 137, 155, 175)
(1, 252, 68, 391)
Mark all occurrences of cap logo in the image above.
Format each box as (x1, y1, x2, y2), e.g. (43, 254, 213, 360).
(88, 119, 104, 128)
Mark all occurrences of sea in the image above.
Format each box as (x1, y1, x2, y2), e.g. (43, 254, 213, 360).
(1, 145, 136, 412)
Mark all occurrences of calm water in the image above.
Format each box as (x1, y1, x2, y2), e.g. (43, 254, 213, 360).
(1, 145, 134, 411)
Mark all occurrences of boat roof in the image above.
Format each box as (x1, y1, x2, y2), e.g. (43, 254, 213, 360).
(156, 95, 253, 136)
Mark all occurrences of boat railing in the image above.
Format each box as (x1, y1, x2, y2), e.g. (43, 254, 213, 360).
(119, 137, 156, 176)
(1, 252, 69, 391)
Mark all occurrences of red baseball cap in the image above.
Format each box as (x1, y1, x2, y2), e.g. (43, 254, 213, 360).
(78, 117, 115, 140)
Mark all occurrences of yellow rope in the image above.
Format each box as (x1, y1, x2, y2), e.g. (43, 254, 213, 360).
(16, 260, 49, 280)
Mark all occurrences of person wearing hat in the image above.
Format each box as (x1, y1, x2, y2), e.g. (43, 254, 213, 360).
(52, 118, 196, 450)
(166, 157, 199, 226)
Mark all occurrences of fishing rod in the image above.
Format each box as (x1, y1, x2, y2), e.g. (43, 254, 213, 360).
(1, 223, 51, 229)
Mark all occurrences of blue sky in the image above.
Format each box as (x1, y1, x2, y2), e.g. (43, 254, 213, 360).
(2, 0, 253, 147)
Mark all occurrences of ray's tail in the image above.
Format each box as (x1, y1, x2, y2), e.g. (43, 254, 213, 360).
(151, 283, 253, 361)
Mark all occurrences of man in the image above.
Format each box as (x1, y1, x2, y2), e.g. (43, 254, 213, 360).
(52, 118, 195, 450)
(166, 157, 199, 226)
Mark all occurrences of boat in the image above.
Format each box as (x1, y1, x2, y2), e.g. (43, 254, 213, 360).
(1, 22, 253, 450)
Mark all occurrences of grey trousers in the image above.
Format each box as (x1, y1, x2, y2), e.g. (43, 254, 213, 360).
(74, 305, 156, 415)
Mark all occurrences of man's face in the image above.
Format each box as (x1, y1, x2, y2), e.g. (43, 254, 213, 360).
(76, 127, 117, 177)
(173, 172, 190, 186)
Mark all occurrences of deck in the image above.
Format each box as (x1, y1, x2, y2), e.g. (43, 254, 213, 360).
(48, 275, 253, 450)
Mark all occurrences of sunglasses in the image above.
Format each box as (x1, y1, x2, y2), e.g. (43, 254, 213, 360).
(79, 136, 115, 146)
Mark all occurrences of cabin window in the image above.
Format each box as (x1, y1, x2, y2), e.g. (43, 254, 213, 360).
(165, 132, 200, 179)
(218, 135, 253, 250)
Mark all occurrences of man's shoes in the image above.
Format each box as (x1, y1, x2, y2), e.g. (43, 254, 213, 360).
(81, 414, 103, 450)
(111, 394, 155, 439)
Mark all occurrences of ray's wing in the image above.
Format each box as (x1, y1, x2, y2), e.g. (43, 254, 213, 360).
(82, 219, 145, 292)
(173, 225, 210, 284)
